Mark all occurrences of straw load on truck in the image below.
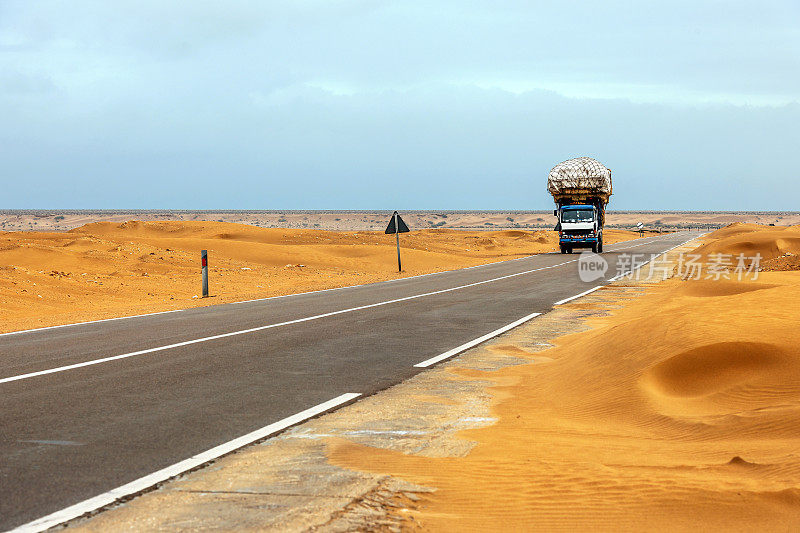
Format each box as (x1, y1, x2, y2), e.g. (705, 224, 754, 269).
(548, 157, 613, 254)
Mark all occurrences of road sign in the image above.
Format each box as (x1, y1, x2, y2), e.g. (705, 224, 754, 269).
(385, 211, 410, 272)
(385, 211, 410, 235)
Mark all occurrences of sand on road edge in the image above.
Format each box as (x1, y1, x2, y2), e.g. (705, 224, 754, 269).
(62, 235, 709, 532)
(326, 228, 800, 531)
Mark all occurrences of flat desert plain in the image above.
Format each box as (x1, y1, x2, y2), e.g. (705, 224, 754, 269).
(330, 223, 800, 531)
(0, 221, 640, 333)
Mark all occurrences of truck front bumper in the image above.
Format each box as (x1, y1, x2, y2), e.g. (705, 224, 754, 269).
(560, 236, 598, 245)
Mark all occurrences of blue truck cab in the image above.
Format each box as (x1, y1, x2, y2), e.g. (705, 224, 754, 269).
(555, 204, 603, 254)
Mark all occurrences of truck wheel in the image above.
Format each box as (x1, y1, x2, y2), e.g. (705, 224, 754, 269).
(591, 243, 598, 253)
(560, 246, 566, 254)
(598, 237, 603, 253)
(567, 247, 573, 254)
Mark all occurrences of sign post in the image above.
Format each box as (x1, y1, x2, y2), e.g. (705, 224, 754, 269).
(394, 212, 401, 272)
(201, 249, 209, 298)
(385, 211, 410, 272)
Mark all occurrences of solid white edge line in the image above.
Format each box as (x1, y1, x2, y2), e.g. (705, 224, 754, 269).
(0, 230, 669, 334)
(229, 235, 668, 307)
(553, 286, 602, 306)
(9, 393, 361, 533)
(413, 311, 542, 368)
(0, 231, 691, 385)
(3, 254, 541, 333)
(232, 252, 539, 305)
(5, 232, 700, 531)
(0, 310, 182, 338)
(1, 261, 578, 385)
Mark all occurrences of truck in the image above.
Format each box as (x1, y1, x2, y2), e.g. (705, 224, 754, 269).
(548, 157, 612, 254)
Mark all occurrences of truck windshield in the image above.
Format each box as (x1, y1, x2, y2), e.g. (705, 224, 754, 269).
(561, 209, 594, 223)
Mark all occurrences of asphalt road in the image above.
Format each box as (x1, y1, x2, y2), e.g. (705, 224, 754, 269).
(0, 231, 698, 531)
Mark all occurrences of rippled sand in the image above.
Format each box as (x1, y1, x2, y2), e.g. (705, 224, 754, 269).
(330, 225, 800, 531)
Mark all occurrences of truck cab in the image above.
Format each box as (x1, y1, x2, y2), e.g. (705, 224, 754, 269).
(556, 204, 603, 254)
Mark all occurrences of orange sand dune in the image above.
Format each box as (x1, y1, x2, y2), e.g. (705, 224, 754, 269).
(690, 223, 800, 272)
(695, 223, 800, 259)
(0, 220, 640, 333)
(330, 269, 800, 530)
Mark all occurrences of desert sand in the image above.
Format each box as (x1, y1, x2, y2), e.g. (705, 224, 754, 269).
(690, 222, 800, 271)
(3, 210, 799, 233)
(329, 224, 800, 531)
(0, 221, 641, 333)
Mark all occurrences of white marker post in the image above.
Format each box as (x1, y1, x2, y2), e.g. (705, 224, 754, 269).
(201, 250, 209, 298)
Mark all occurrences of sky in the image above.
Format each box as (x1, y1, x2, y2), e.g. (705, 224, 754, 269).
(1, 1, 798, 210)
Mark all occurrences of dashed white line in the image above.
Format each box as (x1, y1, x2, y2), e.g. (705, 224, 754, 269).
(0, 233, 694, 385)
(5, 232, 700, 532)
(550, 232, 702, 306)
(414, 311, 542, 368)
(608, 232, 703, 281)
(553, 286, 603, 306)
(9, 393, 361, 533)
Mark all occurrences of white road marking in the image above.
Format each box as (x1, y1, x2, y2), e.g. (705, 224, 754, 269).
(550, 233, 702, 308)
(0, 233, 693, 385)
(233, 252, 540, 304)
(609, 236, 660, 251)
(0, 310, 182, 338)
(0, 232, 669, 334)
(608, 233, 702, 281)
(414, 311, 542, 368)
(4, 232, 699, 532)
(18, 440, 83, 446)
(553, 286, 603, 305)
(412, 232, 702, 368)
(0, 261, 577, 384)
(9, 393, 361, 533)
(230, 254, 541, 305)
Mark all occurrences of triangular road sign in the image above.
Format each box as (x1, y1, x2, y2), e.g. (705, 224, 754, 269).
(385, 211, 410, 234)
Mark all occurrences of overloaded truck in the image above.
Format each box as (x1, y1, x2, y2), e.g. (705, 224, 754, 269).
(548, 157, 612, 254)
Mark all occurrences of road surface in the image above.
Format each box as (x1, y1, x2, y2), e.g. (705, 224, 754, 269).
(0, 231, 699, 531)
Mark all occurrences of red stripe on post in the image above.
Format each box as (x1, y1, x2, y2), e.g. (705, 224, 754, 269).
(201, 257, 207, 267)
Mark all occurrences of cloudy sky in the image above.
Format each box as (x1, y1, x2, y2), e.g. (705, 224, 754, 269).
(1, 1, 798, 210)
